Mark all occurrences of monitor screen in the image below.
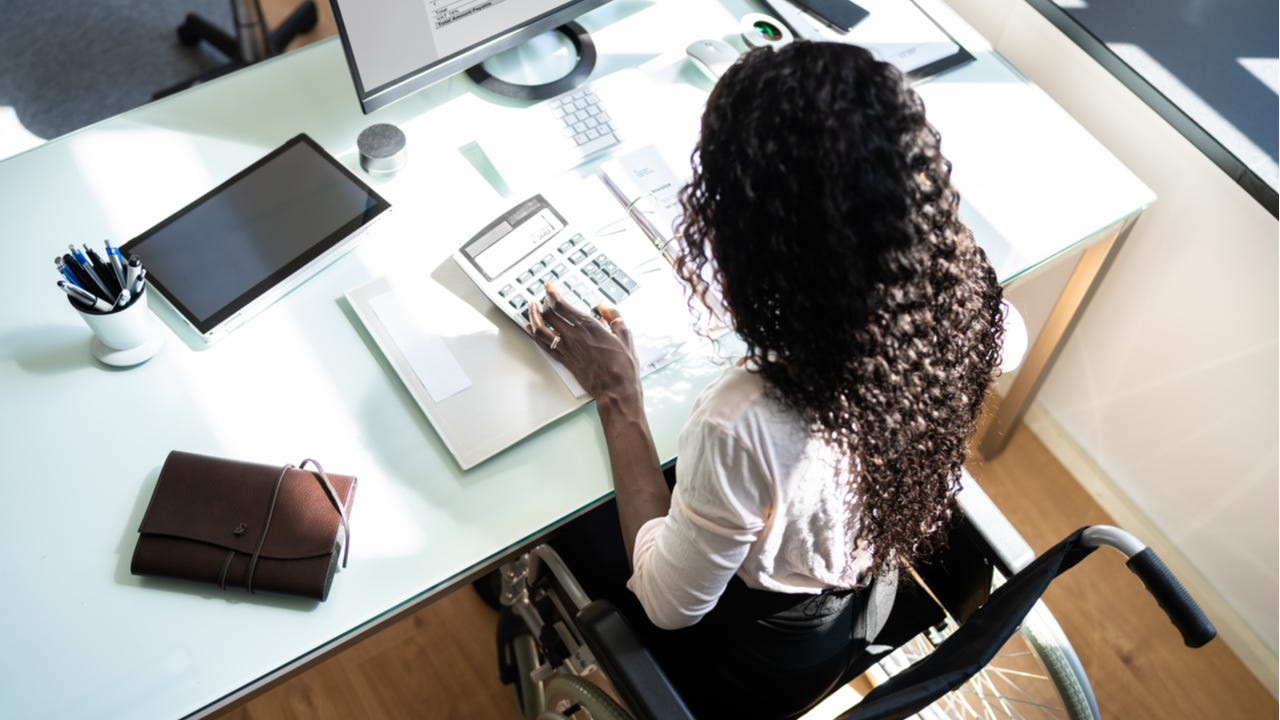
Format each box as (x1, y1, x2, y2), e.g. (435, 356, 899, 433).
(331, 0, 613, 113)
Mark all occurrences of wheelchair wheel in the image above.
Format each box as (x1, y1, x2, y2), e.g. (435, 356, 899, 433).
(871, 598, 1098, 719)
(543, 674, 632, 720)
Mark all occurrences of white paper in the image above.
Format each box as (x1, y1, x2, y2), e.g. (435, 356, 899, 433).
(369, 289, 472, 403)
(600, 145, 686, 249)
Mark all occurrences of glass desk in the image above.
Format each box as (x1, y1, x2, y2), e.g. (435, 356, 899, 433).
(0, 0, 1152, 716)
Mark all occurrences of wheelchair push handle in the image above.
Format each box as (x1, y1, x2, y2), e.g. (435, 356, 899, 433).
(1126, 548, 1217, 648)
(1082, 526, 1217, 648)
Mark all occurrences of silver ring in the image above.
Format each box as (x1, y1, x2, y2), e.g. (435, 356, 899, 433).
(548, 335, 561, 351)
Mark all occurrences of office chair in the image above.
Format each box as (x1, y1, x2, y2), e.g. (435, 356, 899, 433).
(496, 517, 1216, 720)
(154, 0, 318, 99)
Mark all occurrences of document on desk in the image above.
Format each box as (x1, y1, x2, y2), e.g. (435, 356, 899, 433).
(366, 286, 474, 404)
(765, 0, 972, 81)
(599, 145, 684, 258)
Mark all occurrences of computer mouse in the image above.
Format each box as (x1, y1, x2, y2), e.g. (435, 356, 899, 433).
(685, 39, 741, 80)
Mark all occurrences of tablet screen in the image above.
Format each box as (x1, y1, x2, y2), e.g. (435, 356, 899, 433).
(122, 134, 390, 336)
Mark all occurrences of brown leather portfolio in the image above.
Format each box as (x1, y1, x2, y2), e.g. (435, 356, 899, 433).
(131, 451, 356, 601)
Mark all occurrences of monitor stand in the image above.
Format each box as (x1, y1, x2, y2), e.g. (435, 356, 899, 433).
(465, 22, 596, 101)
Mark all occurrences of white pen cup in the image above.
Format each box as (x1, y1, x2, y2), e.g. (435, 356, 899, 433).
(71, 287, 164, 366)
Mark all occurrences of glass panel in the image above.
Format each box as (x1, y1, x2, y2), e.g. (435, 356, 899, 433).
(1026, 0, 1279, 216)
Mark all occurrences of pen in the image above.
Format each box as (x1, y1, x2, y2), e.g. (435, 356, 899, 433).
(59, 280, 115, 312)
(130, 267, 147, 296)
(125, 254, 142, 291)
(62, 253, 97, 293)
(114, 286, 132, 309)
(104, 240, 127, 288)
(84, 244, 120, 295)
(54, 256, 81, 287)
(68, 244, 111, 299)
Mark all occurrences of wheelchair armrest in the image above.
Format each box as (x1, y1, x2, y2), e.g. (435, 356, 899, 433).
(575, 599, 696, 720)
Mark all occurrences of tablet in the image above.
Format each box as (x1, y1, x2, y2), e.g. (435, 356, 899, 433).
(122, 134, 391, 344)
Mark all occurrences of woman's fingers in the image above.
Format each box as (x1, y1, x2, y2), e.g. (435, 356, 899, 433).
(526, 300, 559, 349)
(543, 283, 590, 326)
(598, 304, 635, 353)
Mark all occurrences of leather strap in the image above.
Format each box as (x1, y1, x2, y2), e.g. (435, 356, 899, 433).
(218, 550, 236, 590)
(299, 458, 352, 569)
(242, 458, 353, 594)
(244, 464, 292, 593)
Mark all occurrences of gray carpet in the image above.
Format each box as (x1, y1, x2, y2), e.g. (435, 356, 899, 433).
(0, 0, 233, 140)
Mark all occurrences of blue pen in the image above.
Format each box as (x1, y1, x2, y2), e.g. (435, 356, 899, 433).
(68, 244, 111, 298)
(104, 240, 127, 288)
(54, 256, 81, 287)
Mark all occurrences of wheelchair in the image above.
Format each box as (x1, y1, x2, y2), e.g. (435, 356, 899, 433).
(492, 478, 1216, 720)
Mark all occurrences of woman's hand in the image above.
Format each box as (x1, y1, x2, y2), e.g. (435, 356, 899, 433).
(527, 283, 641, 404)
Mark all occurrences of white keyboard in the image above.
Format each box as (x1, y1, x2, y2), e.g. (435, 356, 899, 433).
(475, 69, 655, 185)
(545, 83, 622, 161)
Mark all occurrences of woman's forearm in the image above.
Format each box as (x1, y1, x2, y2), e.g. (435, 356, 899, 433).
(596, 390, 670, 566)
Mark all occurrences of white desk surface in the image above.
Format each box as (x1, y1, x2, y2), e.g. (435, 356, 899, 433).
(0, 1, 1152, 717)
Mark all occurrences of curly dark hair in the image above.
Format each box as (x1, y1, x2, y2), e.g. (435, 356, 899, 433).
(675, 42, 1005, 579)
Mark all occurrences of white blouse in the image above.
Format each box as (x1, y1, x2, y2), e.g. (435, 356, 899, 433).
(626, 366, 872, 630)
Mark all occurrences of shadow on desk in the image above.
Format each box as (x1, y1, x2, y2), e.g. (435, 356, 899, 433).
(1, 324, 105, 375)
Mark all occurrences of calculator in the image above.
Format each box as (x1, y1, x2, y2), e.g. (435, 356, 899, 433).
(454, 194, 640, 326)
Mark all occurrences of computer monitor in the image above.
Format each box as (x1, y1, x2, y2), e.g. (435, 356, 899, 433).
(330, 0, 615, 113)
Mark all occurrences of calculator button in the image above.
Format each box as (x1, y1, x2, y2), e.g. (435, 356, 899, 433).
(614, 272, 637, 292)
(580, 289, 603, 308)
(499, 284, 517, 297)
(582, 243, 597, 255)
(509, 297, 526, 311)
(552, 263, 568, 278)
(557, 240, 575, 253)
(599, 279, 628, 304)
(517, 271, 534, 284)
(599, 259, 618, 275)
(569, 250, 588, 264)
(569, 233, 584, 246)
(585, 266, 609, 285)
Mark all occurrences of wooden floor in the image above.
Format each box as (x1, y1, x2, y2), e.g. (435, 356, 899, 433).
(231, 5, 1277, 718)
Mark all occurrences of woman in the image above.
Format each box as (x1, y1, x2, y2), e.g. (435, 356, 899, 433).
(527, 41, 1004, 718)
